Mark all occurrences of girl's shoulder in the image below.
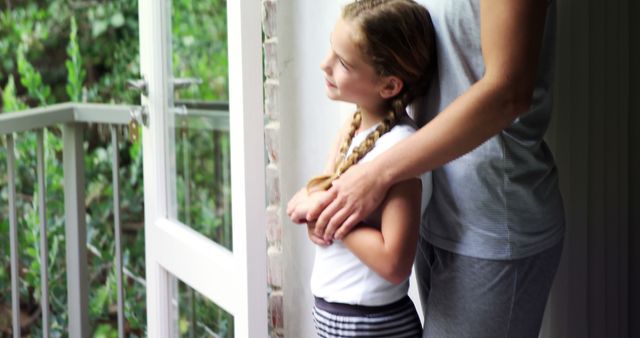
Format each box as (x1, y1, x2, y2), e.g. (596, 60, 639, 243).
(377, 116, 417, 146)
(361, 117, 416, 162)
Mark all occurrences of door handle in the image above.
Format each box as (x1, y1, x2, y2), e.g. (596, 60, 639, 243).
(128, 77, 201, 93)
(172, 77, 202, 90)
(127, 78, 148, 96)
(126, 78, 149, 142)
(128, 106, 148, 142)
(124, 77, 199, 142)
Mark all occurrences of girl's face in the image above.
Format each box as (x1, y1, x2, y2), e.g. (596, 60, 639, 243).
(320, 18, 386, 110)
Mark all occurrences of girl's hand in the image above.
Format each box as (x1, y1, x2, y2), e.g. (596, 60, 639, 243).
(287, 188, 336, 225)
(287, 189, 333, 246)
(287, 187, 310, 223)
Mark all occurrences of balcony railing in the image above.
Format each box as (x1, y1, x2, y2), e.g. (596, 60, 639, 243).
(0, 102, 229, 338)
(2, 103, 132, 338)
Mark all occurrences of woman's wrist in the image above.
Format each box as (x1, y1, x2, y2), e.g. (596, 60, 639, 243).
(371, 157, 396, 191)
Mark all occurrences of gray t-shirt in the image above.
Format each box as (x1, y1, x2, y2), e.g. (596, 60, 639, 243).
(415, 0, 565, 259)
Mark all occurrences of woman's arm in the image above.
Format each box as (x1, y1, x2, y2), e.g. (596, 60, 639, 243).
(340, 178, 421, 284)
(310, 0, 548, 241)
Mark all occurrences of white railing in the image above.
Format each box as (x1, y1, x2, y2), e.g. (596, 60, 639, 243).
(0, 102, 229, 338)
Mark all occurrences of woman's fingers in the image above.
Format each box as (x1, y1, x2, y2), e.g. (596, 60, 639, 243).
(321, 205, 353, 241)
(313, 194, 344, 237)
(334, 212, 363, 240)
(307, 223, 332, 246)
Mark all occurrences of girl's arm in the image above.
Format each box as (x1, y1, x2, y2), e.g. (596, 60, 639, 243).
(340, 178, 422, 284)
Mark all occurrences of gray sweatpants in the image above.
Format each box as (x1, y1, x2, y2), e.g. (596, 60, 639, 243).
(415, 237, 563, 338)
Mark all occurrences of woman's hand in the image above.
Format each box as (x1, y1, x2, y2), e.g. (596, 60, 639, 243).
(309, 161, 392, 241)
(307, 221, 333, 247)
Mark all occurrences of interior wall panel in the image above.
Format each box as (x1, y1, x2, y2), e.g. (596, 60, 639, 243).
(542, 0, 630, 336)
(629, 0, 640, 336)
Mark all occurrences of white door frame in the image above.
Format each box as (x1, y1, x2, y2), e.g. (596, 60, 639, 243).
(139, 0, 267, 337)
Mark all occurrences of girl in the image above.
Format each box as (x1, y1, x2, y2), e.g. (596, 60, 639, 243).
(287, 0, 436, 336)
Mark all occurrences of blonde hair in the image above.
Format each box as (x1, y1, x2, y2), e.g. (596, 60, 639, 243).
(307, 0, 436, 193)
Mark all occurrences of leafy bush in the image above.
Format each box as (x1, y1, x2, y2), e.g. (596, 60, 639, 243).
(1, 0, 232, 337)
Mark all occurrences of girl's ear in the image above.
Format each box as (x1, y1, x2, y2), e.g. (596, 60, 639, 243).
(379, 76, 404, 99)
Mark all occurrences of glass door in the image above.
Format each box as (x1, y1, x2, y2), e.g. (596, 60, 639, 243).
(137, 0, 266, 337)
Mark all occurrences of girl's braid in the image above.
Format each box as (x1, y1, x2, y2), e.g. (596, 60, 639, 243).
(335, 110, 363, 170)
(335, 108, 396, 176)
(307, 94, 408, 193)
(306, 110, 362, 192)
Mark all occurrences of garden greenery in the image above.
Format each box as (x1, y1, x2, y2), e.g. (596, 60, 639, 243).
(1, 0, 231, 337)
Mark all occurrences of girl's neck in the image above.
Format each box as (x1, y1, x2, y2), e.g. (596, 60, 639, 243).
(357, 105, 387, 133)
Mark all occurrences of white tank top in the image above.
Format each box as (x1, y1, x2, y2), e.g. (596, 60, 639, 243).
(311, 121, 425, 306)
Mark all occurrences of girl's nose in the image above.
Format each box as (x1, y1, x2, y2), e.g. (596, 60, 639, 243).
(320, 51, 333, 74)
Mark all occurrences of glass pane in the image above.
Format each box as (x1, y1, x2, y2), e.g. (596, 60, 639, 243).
(171, 0, 231, 249)
(175, 109, 232, 249)
(172, 0, 228, 102)
(178, 279, 234, 338)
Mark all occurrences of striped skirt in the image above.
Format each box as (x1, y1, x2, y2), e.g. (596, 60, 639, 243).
(312, 296, 422, 337)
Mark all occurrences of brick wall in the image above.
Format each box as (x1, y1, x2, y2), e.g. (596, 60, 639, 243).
(262, 0, 284, 337)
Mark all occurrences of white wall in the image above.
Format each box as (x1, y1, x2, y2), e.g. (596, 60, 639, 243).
(278, 1, 345, 337)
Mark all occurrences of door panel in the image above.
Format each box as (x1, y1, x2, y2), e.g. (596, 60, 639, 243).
(139, 0, 266, 337)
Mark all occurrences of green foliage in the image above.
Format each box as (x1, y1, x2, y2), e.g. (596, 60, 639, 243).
(2, 75, 27, 111)
(0, 3, 50, 84)
(0, 127, 70, 337)
(0, 0, 140, 106)
(172, 0, 228, 101)
(1, 0, 232, 336)
(177, 124, 233, 250)
(178, 281, 234, 338)
(66, 17, 85, 102)
(17, 46, 52, 105)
